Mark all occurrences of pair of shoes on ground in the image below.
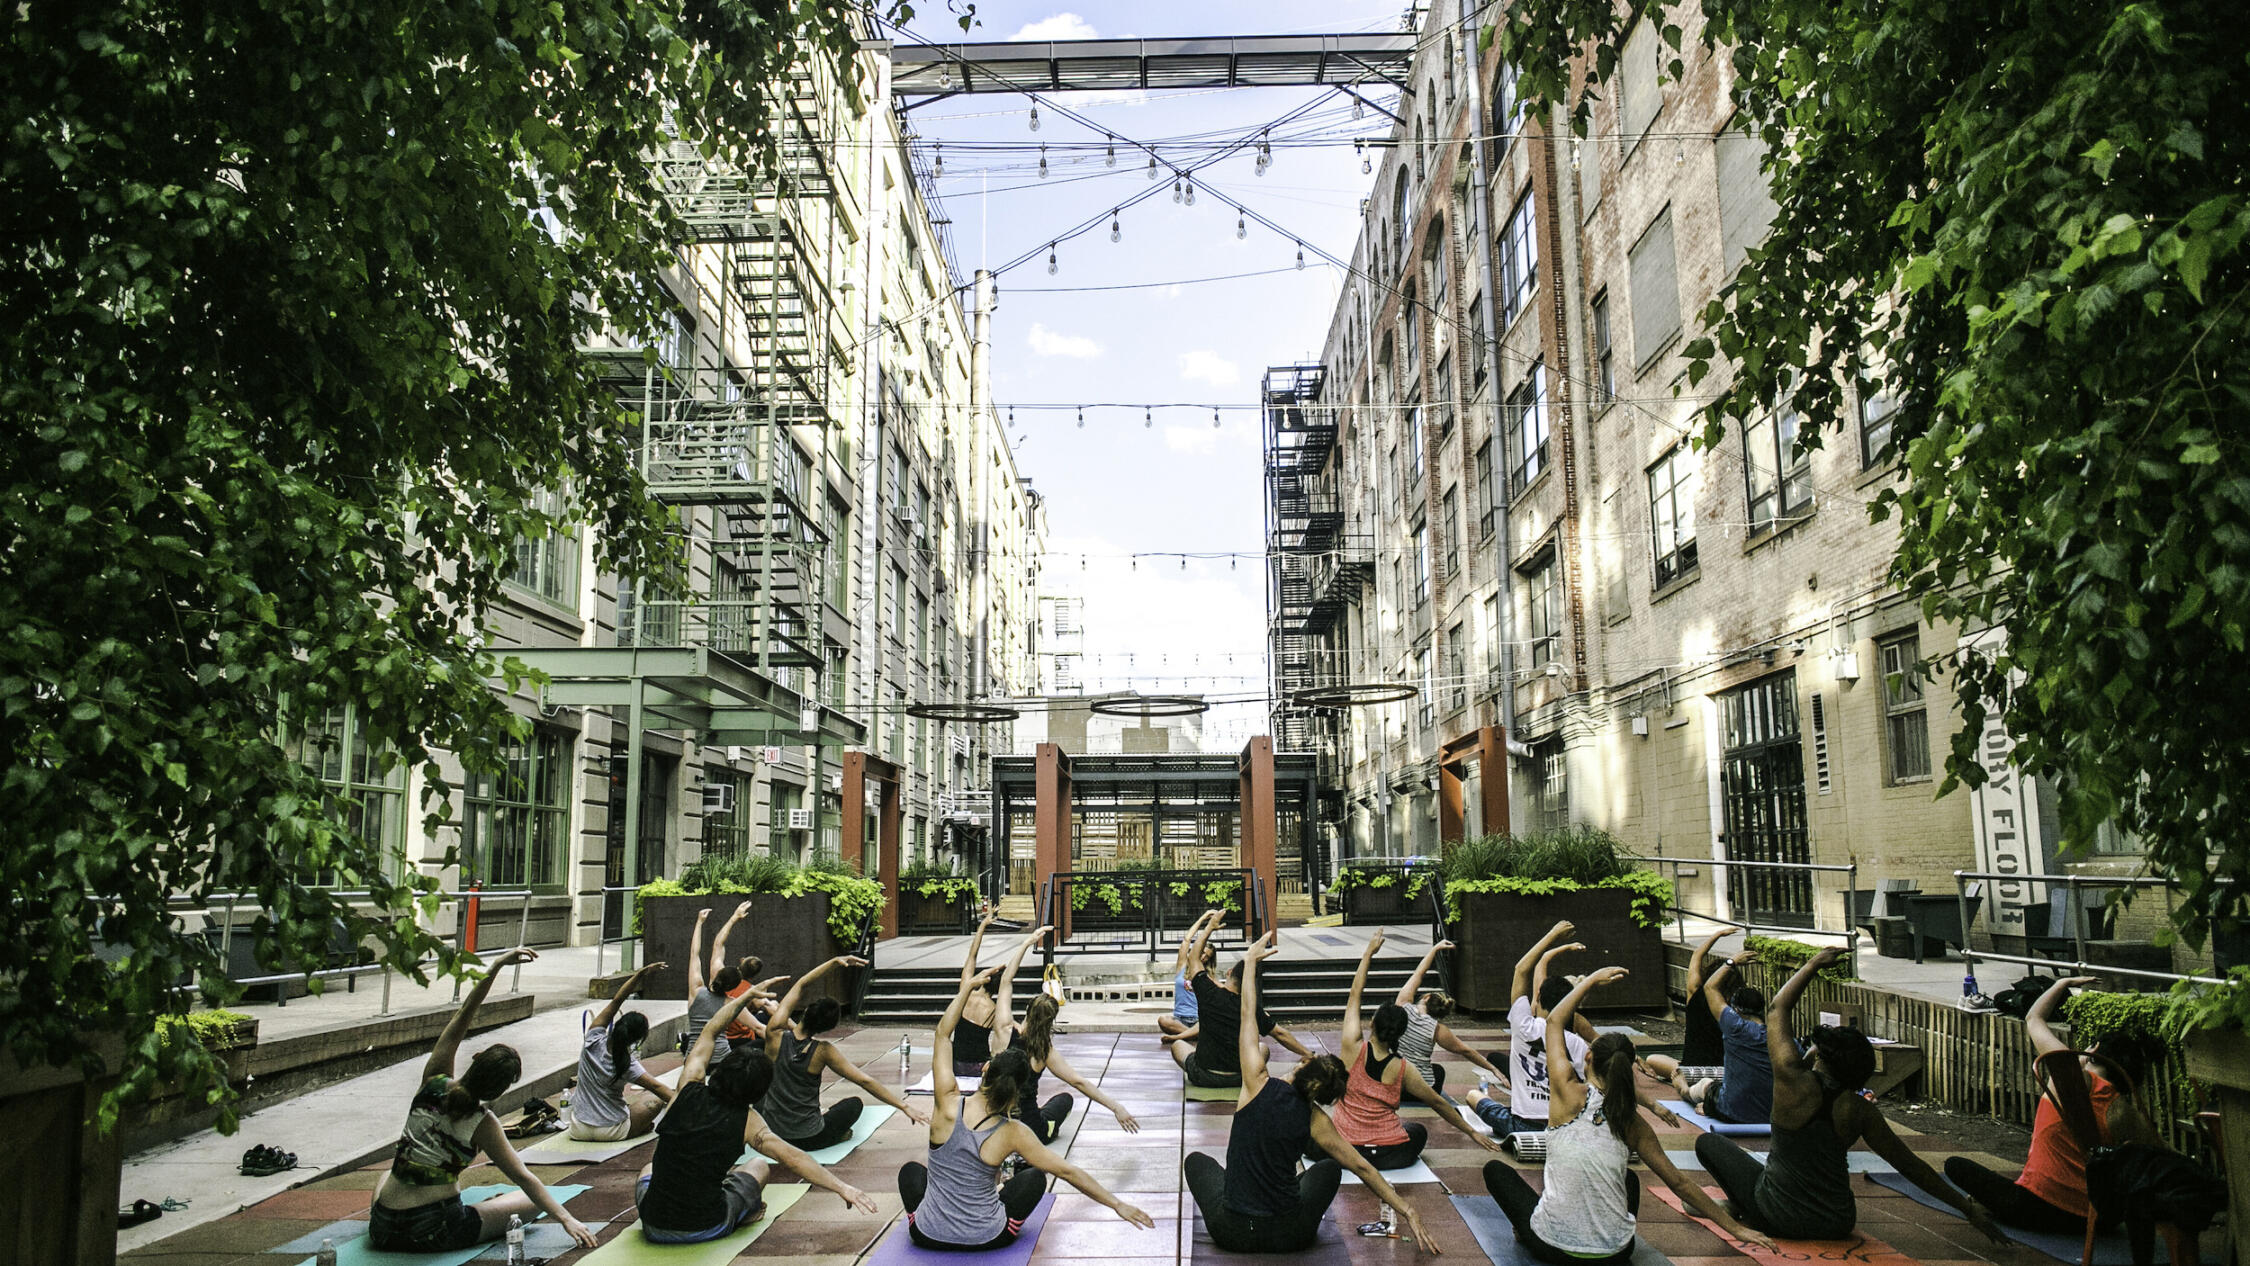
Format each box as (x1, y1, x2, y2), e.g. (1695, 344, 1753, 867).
(119, 1199, 165, 1228)
(240, 1144, 297, 1176)
(507, 1097, 564, 1139)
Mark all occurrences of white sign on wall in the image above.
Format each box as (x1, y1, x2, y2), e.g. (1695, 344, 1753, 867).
(1964, 629, 2048, 933)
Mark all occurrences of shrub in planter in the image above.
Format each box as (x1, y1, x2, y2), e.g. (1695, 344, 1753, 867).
(900, 860, 979, 934)
(1333, 866, 1436, 924)
(1441, 827, 1673, 1012)
(633, 852, 884, 1000)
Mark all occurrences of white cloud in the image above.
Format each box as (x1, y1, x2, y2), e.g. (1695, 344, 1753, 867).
(1177, 349, 1241, 387)
(1010, 13, 1097, 40)
(1027, 322, 1102, 359)
(1162, 426, 1218, 456)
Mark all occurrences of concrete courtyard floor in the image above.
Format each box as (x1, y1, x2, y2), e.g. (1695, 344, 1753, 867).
(121, 1013, 2135, 1266)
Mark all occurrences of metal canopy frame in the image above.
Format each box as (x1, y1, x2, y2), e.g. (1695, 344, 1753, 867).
(520, 646, 865, 748)
(889, 33, 1415, 103)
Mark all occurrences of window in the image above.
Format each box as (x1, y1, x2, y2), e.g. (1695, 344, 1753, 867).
(1483, 596, 1501, 673)
(1415, 640, 1435, 730)
(826, 643, 848, 708)
(890, 564, 908, 641)
(1879, 631, 1932, 782)
(1495, 61, 1522, 147)
(1497, 193, 1539, 330)
(1507, 363, 1550, 491)
(888, 686, 907, 762)
(1744, 405, 1814, 531)
(1628, 208, 1680, 368)
(1414, 115, 1426, 181)
(1394, 167, 1413, 261)
(1434, 354, 1455, 438)
(886, 443, 907, 512)
(1522, 552, 1559, 668)
(464, 729, 571, 890)
(1859, 375, 1901, 468)
(1411, 518, 1431, 607)
(824, 503, 849, 609)
(1442, 30, 1457, 101)
(1591, 291, 1615, 404)
(507, 487, 578, 609)
(705, 770, 756, 859)
(1467, 300, 1487, 388)
(1526, 735, 1569, 830)
(768, 782, 803, 860)
(290, 704, 405, 883)
(1404, 397, 1424, 485)
(1430, 236, 1451, 317)
(1446, 624, 1469, 713)
(1649, 444, 1700, 587)
(1403, 287, 1421, 376)
(914, 594, 929, 664)
(1387, 445, 1402, 505)
(1474, 441, 1496, 538)
(1617, 21, 1661, 158)
(913, 479, 930, 539)
(1441, 488, 1461, 575)
(1716, 130, 1780, 274)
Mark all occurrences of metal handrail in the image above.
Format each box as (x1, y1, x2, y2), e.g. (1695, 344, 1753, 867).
(1043, 867, 1259, 962)
(1627, 853, 1860, 981)
(1952, 870, 2237, 988)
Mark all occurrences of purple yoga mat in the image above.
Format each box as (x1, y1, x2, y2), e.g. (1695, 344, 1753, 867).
(866, 1194, 1056, 1266)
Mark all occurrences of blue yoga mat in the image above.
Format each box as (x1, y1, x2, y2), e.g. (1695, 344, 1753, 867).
(1448, 1195, 1669, 1266)
(1659, 1099, 1771, 1136)
(1864, 1170, 2139, 1265)
(864, 1193, 1055, 1266)
(1662, 1148, 1897, 1174)
(281, 1185, 590, 1266)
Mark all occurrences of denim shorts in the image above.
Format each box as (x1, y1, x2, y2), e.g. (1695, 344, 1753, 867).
(633, 1170, 763, 1244)
(369, 1194, 484, 1252)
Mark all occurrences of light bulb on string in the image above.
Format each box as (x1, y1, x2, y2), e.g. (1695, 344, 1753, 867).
(1570, 140, 1582, 172)
(1144, 407, 1152, 429)
(1028, 103, 1040, 132)
(1236, 209, 1247, 240)
(1038, 146, 1048, 179)
(1357, 139, 1371, 175)
(1110, 210, 1121, 243)
(1105, 135, 1116, 167)
(1172, 175, 1183, 204)
(934, 144, 943, 178)
(1146, 154, 1158, 180)
(1181, 557, 1187, 570)
(1352, 94, 1365, 121)
(1047, 242, 1058, 275)
(1296, 241, 1306, 269)
(1184, 175, 1196, 206)
(1213, 408, 1222, 429)
(1077, 408, 1085, 428)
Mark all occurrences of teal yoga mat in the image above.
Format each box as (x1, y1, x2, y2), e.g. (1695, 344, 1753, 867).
(761, 1103, 899, 1166)
(1659, 1099, 1771, 1136)
(285, 1185, 590, 1266)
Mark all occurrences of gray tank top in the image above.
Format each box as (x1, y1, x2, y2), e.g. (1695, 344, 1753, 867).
(1756, 1078, 1857, 1238)
(1395, 1010, 1440, 1086)
(913, 1109, 1008, 1245)
(761, 1031, 824, 1140)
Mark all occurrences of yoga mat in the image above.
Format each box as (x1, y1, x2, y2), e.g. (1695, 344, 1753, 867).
(1645, 1181, 1919, 1266)
(516, 1126, 657, 1164)
(1658, 1099, 1771, 1136)
(1864, 1170, 2134, 1265)
(1185, 1082, 1240, 1102)
(1340, 1158, 1441, 1186)
(1448, 1195, 1670, 1266)
(864, 1193, 1055, 1266)
(1662, 1148, 1896, 1175)
(771, 1103, 898, 1166)
(908, 1072, 979, 1094)
(284, 1186, 590, 1266)
(574, 1182, 809, 1266)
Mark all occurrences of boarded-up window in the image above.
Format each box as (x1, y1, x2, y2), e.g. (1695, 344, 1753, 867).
(1716, 130, 1779, 273)
(1629, 208, 1680, 369)
(1579, 131, 1604, 219)
(1618, 23, 1661, 159)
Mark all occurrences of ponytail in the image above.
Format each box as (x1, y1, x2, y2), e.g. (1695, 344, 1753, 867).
(1020, 995, 1060, 1065)
(1589, 1033, 1637, 1144)
(608, 1011, 650, 1074)
(448, 1045, 522, 1118)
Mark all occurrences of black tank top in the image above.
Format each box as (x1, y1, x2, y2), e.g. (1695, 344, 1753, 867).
(955, 1015, 993, 1065)
(1224, 1078, 1313, 1218)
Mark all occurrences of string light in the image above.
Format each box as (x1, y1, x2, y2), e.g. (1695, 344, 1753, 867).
(1357, 139, 1371, 175)
(1028, 103, 1040, 132)
(934, 143, 943, 178)
(1105, 135, 1116, 167)
(1077, 408, 1085, 428)
(1172, 174, 1183, 204)
(1144, 407, 1152, 429)
(1676, 140, 1686, 166)
(1147, 154, 1158, 180)
(1047, 242, 1057, 275)
(1037, 146, 1048, 178)
(1213, 408, 1222, 429)
(1255, 130, 1272, 175)
(1184, 175, 1197, 206)
(1110, 209, 1121, 243)
(1570, 140, 1581, 172)
(1236, 209, 1247, 240)
(1352, 95, 1365, 121)
(1296, 241, 1306, 269)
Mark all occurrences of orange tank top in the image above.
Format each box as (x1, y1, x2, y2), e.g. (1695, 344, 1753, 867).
(2017, 1071, 2117, 1217)
(1335, 1044, 1410, 1147)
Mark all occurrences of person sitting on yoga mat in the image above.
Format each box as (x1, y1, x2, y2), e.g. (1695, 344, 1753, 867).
(901, 968, 1156, 1250)
(684, 904, 785, 1061)
(951, 913, 1035, 1077)
(636, 987, 879, 1242)
(1677, 929, 1731, 1068)
(1164, 913, 1314, 1088)
(1158, 910, 1223, 1038)
(993, 928, 1143, 1143)
(761, 953, 929, 1151)
(370, 948, 597, 1253)
(1942, 975, 2162, 1235)
(1644, 946, 1773, 1126)
(1392, 938, 1504, 1095)
(1483, 966, 1775, 1264)
(1184, 932, 1440, 1255)
(568, 959, 677, 1140)
(1463, 927, 1682, 1137)
(1326, 930, 1500, 1169)
(1695, 946, 2007, 1245)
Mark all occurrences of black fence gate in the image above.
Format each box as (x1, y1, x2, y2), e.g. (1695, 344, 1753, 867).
(1719, 672, 1814, 927)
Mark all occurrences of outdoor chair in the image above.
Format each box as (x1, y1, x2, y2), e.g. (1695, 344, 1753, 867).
(1852, 879, 1920, 935)
(1902, 881, 1982, 963)
(2022, 891, 2121, 963)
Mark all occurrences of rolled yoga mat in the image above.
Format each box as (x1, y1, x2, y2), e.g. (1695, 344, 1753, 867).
(1185, 1082, 1241, 1102)
(573, 1182, 809, 1266)
(863, 1193, 1056, 1266)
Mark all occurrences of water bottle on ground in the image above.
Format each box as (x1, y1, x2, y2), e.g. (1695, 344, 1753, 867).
(900, 1033, 912, 1079)
(505, 1213, 525, 1264)
(315, 1239, 337, 1266)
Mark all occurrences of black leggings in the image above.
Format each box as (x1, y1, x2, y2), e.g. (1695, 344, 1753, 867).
(1943, 1157, 2090, 1236)
(1017, 1093, 1075, 1145)
(900, 1161, 1047, 1250)
(1484, 1160, 1640, 1265)
(1306, 1121, 1429, 1170)
(1694, 1133, 1852, 1240)
(1185, 1151, 1342, 1254)
(777, 1097, 863, 1152)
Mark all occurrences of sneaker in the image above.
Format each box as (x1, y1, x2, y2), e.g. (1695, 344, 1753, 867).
(238, 1145, 297, 1177)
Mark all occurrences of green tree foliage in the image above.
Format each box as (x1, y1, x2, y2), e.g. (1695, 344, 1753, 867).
(1499, 0, 2249, 947)
(0, 0, 954, 1125)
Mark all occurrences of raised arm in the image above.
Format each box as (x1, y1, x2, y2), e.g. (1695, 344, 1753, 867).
(1185, 907, 1225, 972)
(1531, 940, 1586, 1017)
(1684, 928, 1726, 1001)
(764, 955, 865, 1056)
(1766, 946, 1835, 1068)
(702, 900, 752, 991)
(1546, 967, 1627, 1125)
(959, 912, 997, 988)
(683, 983, 773, 1084)
(592, 961, 663, 1032)
(424, 947, 535, 1082)
(1175, 911, 1219, 971)
(1045, 1047, 1140, 1132)
(1700, 954, 1745, 1022)
(1343, 929, 1383, 1056)
(745, 1108, 878, 1213)
(1396, 937, 1451, 1005)
(934, 966, 997, 1107)
(2026, 975, 2098, 1057)
(1239, 932, 1280, 1095)
(685, 907, 712, 996)
(1512, 920, 1573, 1005)
(991, 924, 1050, 1046)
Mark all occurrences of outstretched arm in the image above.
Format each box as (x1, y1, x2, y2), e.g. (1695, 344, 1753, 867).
(935, 967, 996, 1105)
(745, 1110, 879, 1213)
(1546, 967, 1627, 1126)
(2026, 975, 2098, 1057)
(1310, 1112, 1442, 1254)
(703, 900, 752, 991)
(1861, 1106, 2008, 1245)
(1631, 1117, 1773, 1251)
(1004, 1122, 1157, 1229)
(1396, 938, 1452, 1005)
(1402, 1061, 1501, 1152)
(764, 955, 865, 1056)
(959, 912, 997, 988)
(1531, 940, 1586, 1017)
(593, 961, 663, 1032)
(1343, 930, 1383, 1055)
(424, 947, 535, 1082)
(685, 908, 712, 997)
(1434, 1024, 1504, 1078)
(1239, 932, 1279, 1095)
(1268, 1024, 1314, 1059)
(992, 924, 1050, 1047)
(1046, 1048, 1139, 1132)
(683, 984, 772, 1084)
(1512, 920, 1573, 1006)
(477, 1116, 598, 1248)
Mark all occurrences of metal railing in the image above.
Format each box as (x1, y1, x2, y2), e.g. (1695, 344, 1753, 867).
(1629, 854, 1861, 981)
(1035, 867, 1265, 967)
(1950, 870, 2239, 988)
(593, 884, 644, 979)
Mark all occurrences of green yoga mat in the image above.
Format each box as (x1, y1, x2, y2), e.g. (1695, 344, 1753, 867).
(575, 1183, 808, 1265)
(286, 1185, 590, 1266)
(516, 1126, 656, 1164)
(1185, 1083, 1240, 1102)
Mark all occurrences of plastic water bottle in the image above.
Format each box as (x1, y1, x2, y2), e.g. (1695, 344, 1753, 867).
(900, 1033, 912, 1078)
(1379, 1199, 1394, 1232)
(505, 1214, 525, 1264)
(315, 1239, 337, 1266)
(1958, 968, 1981, 1011)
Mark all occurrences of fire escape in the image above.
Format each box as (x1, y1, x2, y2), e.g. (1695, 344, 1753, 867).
(1263, 365, 1372, 762)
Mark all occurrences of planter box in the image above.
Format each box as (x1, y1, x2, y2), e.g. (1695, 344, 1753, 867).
(1451, 887, 1666, 1012)
(1343, 881, 1432, 926)
(638, 893, 849, 1005)
(898, 889, 975, 937)
(2186, 1029, 2250, 1266)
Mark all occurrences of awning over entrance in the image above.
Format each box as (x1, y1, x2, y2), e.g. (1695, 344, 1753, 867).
(515, 646, 866, 748)
(888, 33, 1415, 98)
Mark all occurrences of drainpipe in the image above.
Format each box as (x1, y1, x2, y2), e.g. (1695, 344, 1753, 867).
(969, 269, 994, 703)
(1459, 4, 1519, 759)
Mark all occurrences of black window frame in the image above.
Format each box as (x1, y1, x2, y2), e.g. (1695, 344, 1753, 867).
(1649, 443, 1699, 588)
(1507, 362, 1550, 492)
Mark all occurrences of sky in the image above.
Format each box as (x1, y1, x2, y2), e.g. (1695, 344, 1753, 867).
(895, 1, 1401, 750)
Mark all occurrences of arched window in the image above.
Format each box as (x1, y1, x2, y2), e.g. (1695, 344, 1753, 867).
(1394, 166, 1413, 261)
(1414, 116, 1426, 181)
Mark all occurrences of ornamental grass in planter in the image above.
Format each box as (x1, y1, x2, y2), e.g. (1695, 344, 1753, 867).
(634, 852, 884, 1001)
(1441, 827, 1672, 1013)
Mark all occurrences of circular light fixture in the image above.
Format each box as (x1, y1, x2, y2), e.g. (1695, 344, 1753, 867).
(1087, 694, 1211, 719)
(906, 701, 1023, 724)
(1293, 682, 1420, 709)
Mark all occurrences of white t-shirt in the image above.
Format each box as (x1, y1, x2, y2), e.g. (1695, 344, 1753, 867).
(573, 1024, 648, 1129)
(1507, 995, 1590, 1124)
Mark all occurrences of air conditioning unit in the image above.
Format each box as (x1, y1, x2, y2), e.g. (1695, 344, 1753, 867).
(702, 783, 736, 815)
(788, 808, 815, 832)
